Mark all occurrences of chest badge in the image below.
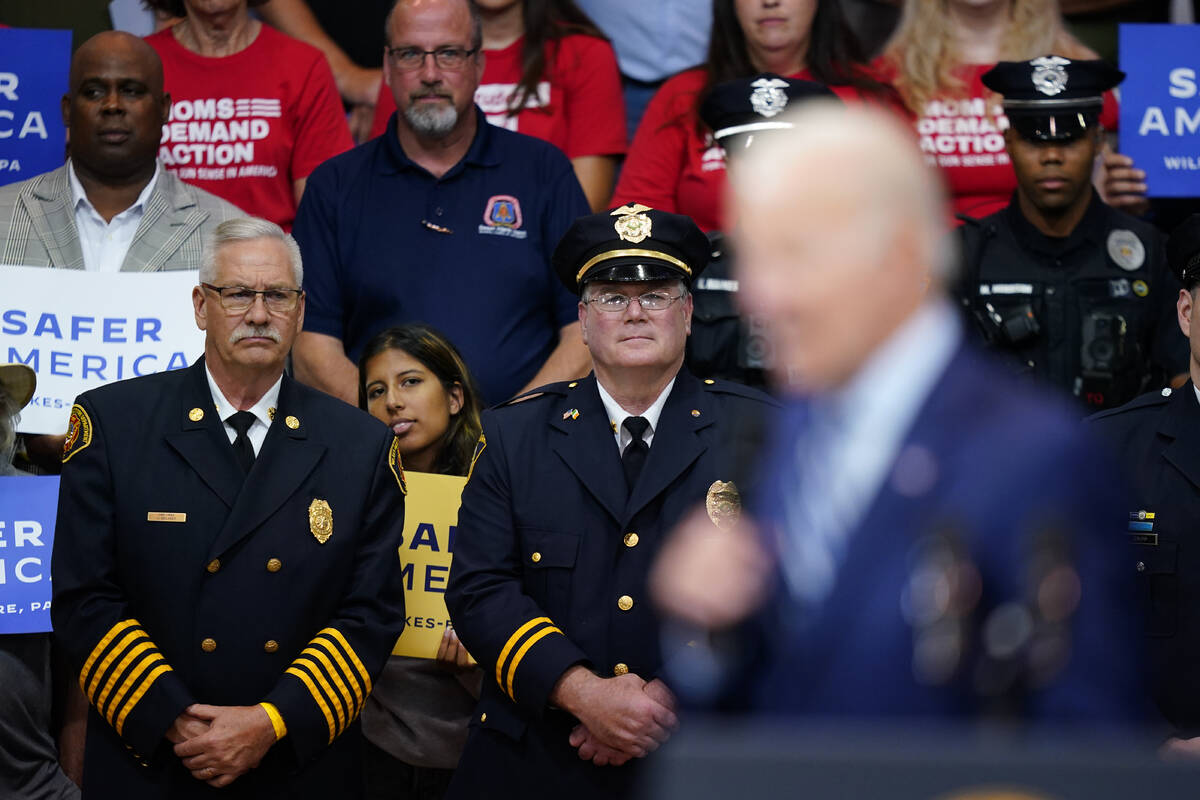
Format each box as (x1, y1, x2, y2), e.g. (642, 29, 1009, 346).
(706, 480, 741, 530)
(309, 499, 333, 544)
(1107, 229, 1145, 271)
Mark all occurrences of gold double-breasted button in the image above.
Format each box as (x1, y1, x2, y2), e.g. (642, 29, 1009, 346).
(617, 595, 634, 611)
(264, 640, 279, 653)
(206, 559, 221, 574)
(201, 638, 217, 653)
(531, 552, 542, 563)
(613, 663, 629, 676)
(266, 558, 282, 573)
(480, 712, 488, 723)
(623, 533, 639, 548)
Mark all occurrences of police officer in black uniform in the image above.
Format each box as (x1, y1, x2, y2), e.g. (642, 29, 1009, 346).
(959, 57, 1187, 412)
(1087, 214, 1200, 753)
(443, 207, 776, 799)
(690, 74, 839, 388)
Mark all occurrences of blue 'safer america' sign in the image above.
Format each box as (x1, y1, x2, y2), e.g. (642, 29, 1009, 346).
(0, 28, 71, 188)
(1119, 24, 1200, 198)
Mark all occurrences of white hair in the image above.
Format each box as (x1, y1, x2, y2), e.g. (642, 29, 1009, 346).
(729, 101, 957, 284)
(200, 217, 304, 287)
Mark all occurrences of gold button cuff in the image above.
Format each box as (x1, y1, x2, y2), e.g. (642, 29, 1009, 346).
(623, 532, 639, 548)
(206, 559, 220, 573)
(617, 595, 634, 611)
(613, 663, 629, 676)
(531, 552, 542, 563)
(201, 638, 217, 653)
(266, 558, 282, 572)
(264, 640, 279, 653)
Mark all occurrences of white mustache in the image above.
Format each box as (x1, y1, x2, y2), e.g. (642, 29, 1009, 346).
(229, 324, 281, 345)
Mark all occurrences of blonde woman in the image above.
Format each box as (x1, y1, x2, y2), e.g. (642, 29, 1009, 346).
(878, 0, 1145, 220)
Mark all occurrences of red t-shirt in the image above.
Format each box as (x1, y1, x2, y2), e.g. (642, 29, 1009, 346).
(874, 59, 1119, 221)
(147, 25, 353, 230)
(369, 33, 626, 159)
(611, 68, 885, 233)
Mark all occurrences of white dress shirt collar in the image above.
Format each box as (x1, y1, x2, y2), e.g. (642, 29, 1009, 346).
(596, 376, 676, 454)
(204, 365, 283, 456)
(67, 159, 160, 273)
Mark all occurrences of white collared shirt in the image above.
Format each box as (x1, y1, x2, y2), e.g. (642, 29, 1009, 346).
(67, 159, 159, 273)
(205, 366, 282, 456)
(596, 377, 676, 454)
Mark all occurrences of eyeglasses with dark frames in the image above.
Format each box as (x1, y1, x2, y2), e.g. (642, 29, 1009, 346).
(385, 46, 478, 71)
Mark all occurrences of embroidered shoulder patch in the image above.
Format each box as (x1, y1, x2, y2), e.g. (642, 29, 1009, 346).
(62, 404, 93, 463)
(388, 437, 407, 495)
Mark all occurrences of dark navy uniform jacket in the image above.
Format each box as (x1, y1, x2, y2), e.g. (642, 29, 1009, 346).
(444, 370, 775, 799)
(51, 359, 407, 799)
(735, 344, 1145, 724)
(958, 192, 1186, 411)
(1088, 382, 1200, 734)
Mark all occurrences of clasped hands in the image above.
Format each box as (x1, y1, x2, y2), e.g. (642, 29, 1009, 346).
(553, 666, 679, 767)
(166, 704, 277, 788)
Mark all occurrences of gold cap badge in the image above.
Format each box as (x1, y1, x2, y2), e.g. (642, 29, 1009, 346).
(706, 480, 741, 530)
(309, 498, 333, 544)
(611, 204, 653, 244)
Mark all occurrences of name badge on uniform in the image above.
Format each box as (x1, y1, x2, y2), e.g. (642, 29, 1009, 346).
(147, 512, 187, 523)
(309, 499, 333, 544)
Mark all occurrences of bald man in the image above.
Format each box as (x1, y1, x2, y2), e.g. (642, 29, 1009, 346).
(0, 31, 243, 471)
(652, 103, 1145, 725)
(0, 30, 241, 274)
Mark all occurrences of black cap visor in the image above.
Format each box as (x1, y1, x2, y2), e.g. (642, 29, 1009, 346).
(1007, 106, 1101, 142)
(579, 257, 691, 290)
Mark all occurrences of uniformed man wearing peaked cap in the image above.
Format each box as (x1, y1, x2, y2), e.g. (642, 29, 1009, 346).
(51, 217, 407, 798)
(958, 56, 1187, 412)
(444, 206, 775, 799)
(1088, 213, 1200, 755)
(688, 74, 842, 388)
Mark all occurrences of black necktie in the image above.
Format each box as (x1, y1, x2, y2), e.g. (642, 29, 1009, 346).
(227, 411, 257, 474)
(622, 416, 651, 491)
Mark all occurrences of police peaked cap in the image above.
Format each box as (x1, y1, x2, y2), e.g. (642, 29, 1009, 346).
(700, 73, 840, 151)
(553, 205, 710, 294)
(1168, 213, 1200, 290)
(982, 56, 1124, 141)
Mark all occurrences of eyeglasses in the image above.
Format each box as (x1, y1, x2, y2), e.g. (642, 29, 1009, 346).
(200, 283, 303, 314)
(584, 291, 685, 313)
(385, 46, 478, 72)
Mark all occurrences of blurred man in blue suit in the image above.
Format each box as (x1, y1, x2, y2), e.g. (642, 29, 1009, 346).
(652, 102, 1143, 724)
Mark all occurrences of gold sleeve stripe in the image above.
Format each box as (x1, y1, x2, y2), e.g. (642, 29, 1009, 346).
(114, 663, 173, 735)
(309, 638, 364, 713)
(80, 619, 139, 691)
(505, 625, 563, 700)
(85, 627, 148, 700)
(316, 628, 372, 695)
(295, 650, 349, 731)
(94, 640, 155, 716)
(286, 665, 337, 744)
(105, 652, 167, 728)
(495, 617, 552, 689)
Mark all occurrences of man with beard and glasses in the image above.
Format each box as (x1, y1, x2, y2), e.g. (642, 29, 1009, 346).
(957, 57, 1187, 414)
(291, 0, 592, 408)
(51, 217, 407, 799)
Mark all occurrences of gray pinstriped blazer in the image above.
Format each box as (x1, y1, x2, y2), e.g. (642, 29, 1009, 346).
(0, 162, 243, 271)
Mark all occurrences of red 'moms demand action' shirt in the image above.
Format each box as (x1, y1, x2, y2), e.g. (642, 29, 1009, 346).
(369, 33, 626, 159)
(874, 60, 1118, 221)
(147, 24, 353, 230)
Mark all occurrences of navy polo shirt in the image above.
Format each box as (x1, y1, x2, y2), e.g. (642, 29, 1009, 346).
(293, 107, 589, 404)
